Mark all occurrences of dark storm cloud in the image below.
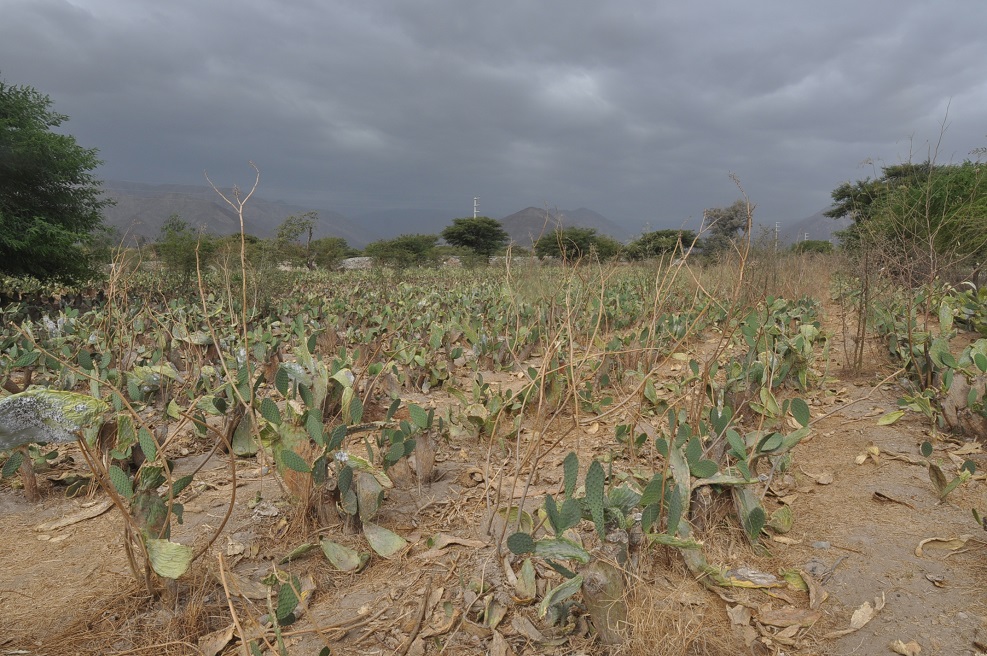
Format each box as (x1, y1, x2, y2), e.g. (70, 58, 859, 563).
(2, 0, 986, 230)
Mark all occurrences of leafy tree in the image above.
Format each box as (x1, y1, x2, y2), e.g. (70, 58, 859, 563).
(827, 161, 987, 262)
(592, 234, 623, 261)
(364, 234, 438, 269)
(156, 214, 215, 280)
(702, 200, 750, 253)
(824, 162, 935, 224)
(534, 227, 620, 262)
(275, 211, 318, 266)
(310, 236, 352, 269)
(440, 216, 509, 258)
(0, 79, 112, 282)
(625, 229, 697, 260)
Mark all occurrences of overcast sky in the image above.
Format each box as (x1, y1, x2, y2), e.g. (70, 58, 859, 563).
(2, 1, 985, 231)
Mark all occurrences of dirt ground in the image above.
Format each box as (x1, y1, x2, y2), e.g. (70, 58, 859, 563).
(2, 309, 986, 656)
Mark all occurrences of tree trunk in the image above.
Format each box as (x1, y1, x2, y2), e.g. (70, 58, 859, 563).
(19, 447, 39, 502)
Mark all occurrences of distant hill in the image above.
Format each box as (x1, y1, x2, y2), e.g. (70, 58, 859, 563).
(97, 181, 632, 250)
(499, 207, 631, 247)
(100, 181, 379, 248)
(353, 209, 460, 238)
(777, 210, 852, 246)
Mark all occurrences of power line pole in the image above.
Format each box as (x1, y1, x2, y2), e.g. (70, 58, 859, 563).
(473, 197, 479, 219)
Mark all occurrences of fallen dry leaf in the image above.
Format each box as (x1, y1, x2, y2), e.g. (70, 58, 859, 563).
(209, 567, 268, 600)
(455, 467, 485, 487)
(757, 606, 822, 628)
(764, 589, 797, 605)
(724, 567, 781, 588)
(850, 593, 884, 628)
(823, 592, 885, 639)
(226, 536, 245, 556)
(741, 625, 759, 647)
(420, 607, 460, 639)
(511, 616, 546, 642)
(915, 535, 973, 558)
(767, 623, 801, 646)
(776, 624, 800, 640)
(800, 466, 834, 485)
(417, 532, 488, 559)
(799, 570, 829, 610)
(890, 639, 922, 655)
(872, 491, 916, 510)
(727, 604, 752, 626)
(883, 451, 926, 465)
(952, 442, 982, 456)
(34, 500, 113, 532)
(198, 624, 235, 656)
(490, 630, 515, 656)
(407, 637, 426, 656)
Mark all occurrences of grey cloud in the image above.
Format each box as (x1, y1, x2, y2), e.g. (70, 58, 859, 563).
(2, 0, 986, 230)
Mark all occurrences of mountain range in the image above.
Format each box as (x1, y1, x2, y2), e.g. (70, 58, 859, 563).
(100, 181, 378, 247)
(499, 206, 632, 247)
(99, 181, 845, 250)
(98, 181, 634, 249)
(777, 210, 851, 245)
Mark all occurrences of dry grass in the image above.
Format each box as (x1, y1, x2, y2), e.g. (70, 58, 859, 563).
(40, 565, 226, 656)
(694, 250, 838, 306)
(623, 569, 741, 656)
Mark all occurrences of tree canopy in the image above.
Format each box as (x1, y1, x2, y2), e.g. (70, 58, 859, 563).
(0, 79, 111, 282)
(625, 229, 697, 260)
(275, 211, 318, 267)
(310, 236, 353, 269)
(441, 216, 508, 258)
(364, 234, 438, 268)
(155, 214, 215, 281)
(701, 200, 750, 254)
(534, 227, 620, 262)
(827, 160, 987, 261)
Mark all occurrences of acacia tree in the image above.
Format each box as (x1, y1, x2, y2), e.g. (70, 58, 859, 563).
(275, 211, 318, 266)
(0, 79, 111, 281)
(701, 200, 749, 254)
(625, 229, 697, 260)
(440, 216, 508, 257)
(364, 234, 438, 268)
(534, 227, 620, 262)
(310, 236, 352, 269)
(156, 214, 215, 281)
(827, 161, 987, 265)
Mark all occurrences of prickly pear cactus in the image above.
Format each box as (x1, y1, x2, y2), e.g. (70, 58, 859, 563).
(585, 460, 606, 537)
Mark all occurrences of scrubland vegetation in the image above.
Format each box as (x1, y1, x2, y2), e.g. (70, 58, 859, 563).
(3, 78, 987, 655)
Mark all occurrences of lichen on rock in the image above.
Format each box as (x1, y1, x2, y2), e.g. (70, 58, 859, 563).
(0, 388, 108, 450)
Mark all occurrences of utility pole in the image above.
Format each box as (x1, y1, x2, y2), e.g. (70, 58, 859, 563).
(774, 222, 780, 251)
(473, 197, 479, 219)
